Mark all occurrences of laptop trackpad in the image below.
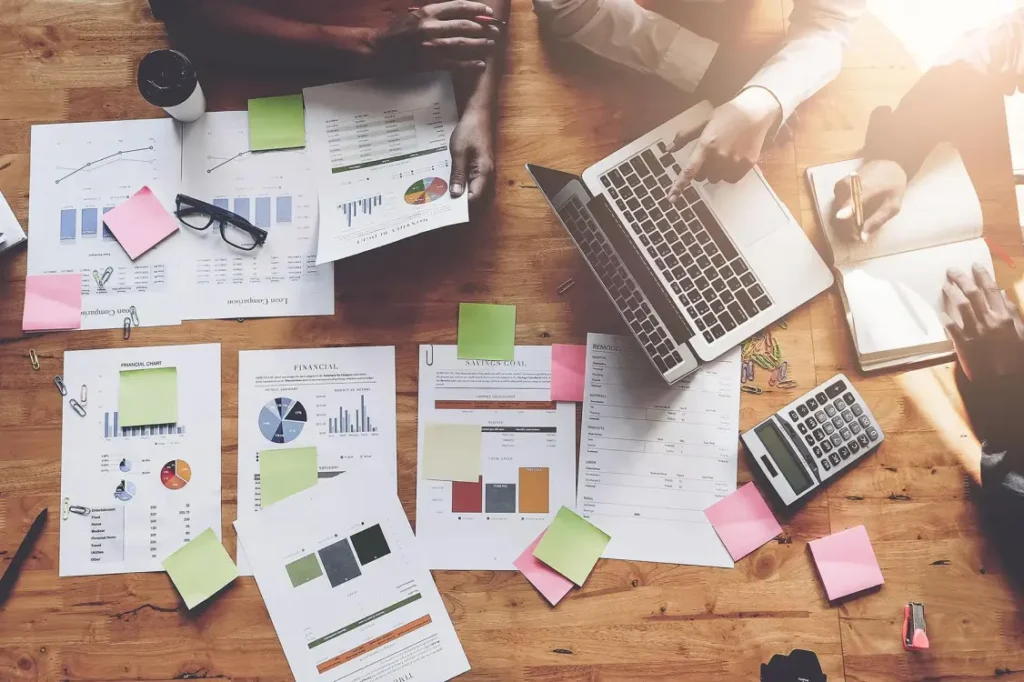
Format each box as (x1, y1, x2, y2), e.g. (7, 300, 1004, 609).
(701, 170, 789, 248)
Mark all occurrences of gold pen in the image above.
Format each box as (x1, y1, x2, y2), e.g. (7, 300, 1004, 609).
(850, 170, 865, 240)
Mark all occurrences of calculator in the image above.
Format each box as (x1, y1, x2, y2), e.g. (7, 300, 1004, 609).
(740, 374, 884, 507)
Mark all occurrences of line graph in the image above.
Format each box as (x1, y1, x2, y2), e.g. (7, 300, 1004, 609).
(55, 146, 155, 184)
(206, 150, 251, 174)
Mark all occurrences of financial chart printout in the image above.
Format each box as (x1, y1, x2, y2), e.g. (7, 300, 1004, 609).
(579, 334, 740, 567)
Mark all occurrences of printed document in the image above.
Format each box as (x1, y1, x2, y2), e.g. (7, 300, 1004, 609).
(236, 346, 397, 574)
(416, 345, 577, 570)
(235, 475, 470, 682)
(579, 333, 740, 568)
(59, 344, 221, 576)
(304, 72, 468, 264)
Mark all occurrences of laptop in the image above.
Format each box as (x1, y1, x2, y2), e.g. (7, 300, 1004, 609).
(527, 101, 833, 383)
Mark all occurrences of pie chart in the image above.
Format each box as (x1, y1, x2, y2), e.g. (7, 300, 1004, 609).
(404, 177, 448, 205)
(259, 397, 307, 444)
(114, 480, 136, 502)
(161, 459, 192, 490)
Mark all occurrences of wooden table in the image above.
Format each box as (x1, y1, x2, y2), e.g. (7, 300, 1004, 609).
(2, 1, 1024, 680)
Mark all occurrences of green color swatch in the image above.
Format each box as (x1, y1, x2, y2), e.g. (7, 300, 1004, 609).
(532, 506, 611, 586)
(260, 446, 318, 508)
(248, 94, 306, 151)
(421, 423, 482, 482)
(118, 366, 178, 427)
(162, 528, 238, 610)
(285, 554, 323, 588)
(457, 303, 516, 361)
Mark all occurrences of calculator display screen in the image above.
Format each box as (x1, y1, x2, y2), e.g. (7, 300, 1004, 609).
(755, 420, 812, 495)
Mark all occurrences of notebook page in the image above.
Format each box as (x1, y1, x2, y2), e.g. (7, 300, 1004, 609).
(807, 144, 983, 266)
(838, 238, 993, 359)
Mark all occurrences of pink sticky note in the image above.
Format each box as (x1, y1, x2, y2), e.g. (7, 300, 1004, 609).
(513, 531, 574, 606)
(551, 344, 586, 402)
(809, 525, 884, 601)
(22, 274, 82, 331)
(102, 186, 179, 260)
(704, 482, 782, 561)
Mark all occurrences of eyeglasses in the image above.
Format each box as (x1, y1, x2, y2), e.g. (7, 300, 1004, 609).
(174, 194, 268, 251)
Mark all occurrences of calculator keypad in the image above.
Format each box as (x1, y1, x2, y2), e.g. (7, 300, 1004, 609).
(782, 377, 884, 480)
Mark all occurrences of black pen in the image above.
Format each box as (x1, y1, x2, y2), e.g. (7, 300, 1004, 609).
(0, 509, 48, 605)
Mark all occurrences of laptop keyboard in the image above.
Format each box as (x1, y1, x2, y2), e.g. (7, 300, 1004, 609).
(558, 195, 689, 375)
(599, 143, 772, 344)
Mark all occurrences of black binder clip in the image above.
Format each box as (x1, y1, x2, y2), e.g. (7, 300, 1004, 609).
(761, 649, 826, 682)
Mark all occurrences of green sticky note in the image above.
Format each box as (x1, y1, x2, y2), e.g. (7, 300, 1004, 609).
(457, 303, 516, 361)
(421, 423, 482, 482)
(248, 94, 306, 151)
(118, 367, 178, 427)
(533, 506, 610, 586)
(162, 528, 238, 610)
(260, 447, 318, 508)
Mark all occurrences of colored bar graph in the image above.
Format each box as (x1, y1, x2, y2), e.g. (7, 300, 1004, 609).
(276, 196, 292, 223)
(213, 198, 230, 211)
(103, 411, 185, 438)
(102, 207, 115, 240)
(485, 483, 517, 513)
(452, 477, 483, 513)
(255, 197, 272, 228)
(60, 209, 76, 242)
(341, 195, 382, 228)
(518, 468, 550, 514)
(81, 208, 98, 237)
(234, 198, 250, 221)
(328, 395, 378, 434)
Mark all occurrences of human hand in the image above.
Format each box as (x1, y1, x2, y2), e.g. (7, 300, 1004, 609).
(449, 106, 495, 202)
(373, 1, 499, 72)
(832, 160, 908, 243)
(943, 264, 1024, 382)
(667, 87, 781, 199)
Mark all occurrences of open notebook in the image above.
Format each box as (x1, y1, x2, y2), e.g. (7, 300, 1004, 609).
(807, 144, 994, 371)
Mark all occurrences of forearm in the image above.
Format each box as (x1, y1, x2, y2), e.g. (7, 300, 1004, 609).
(164, 1, 376, 69)
(458, 0, 509, 114)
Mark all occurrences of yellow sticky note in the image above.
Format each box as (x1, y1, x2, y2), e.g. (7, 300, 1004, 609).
(162, 528, 238, 610)
(119, 367, 178, 427)
(260, 447, 318, 508)
(421, 423, 482, 482)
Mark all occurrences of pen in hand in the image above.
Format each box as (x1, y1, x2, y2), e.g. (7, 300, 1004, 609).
(850, 170, 866, 243)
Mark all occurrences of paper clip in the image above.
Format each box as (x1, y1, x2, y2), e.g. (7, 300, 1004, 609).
(741, 385, 763, 395)
(54, 375, 67, 396)
(128, 305, 140, 326)
(557, 278, 576, 295)
(80, 384, 88, 405)
(769, 366, 779, 387)
(100, 266, 113, 286)
(62, 497, 70, 520)
(69, 398, 87, 417)
(69, 504, 91, 516)
(776, 317, 789, 330)
(778, 361, 788, 382)
(777, 380, 798, 390)
(92, 270, 103, 287)
(28, 349, 40, 370)
(425, 345, 434, 367)
(237, 318, 246, 323)
(123, 317, 132, 340)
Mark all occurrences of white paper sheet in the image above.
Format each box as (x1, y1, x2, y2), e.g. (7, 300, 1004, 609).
(304, 72, 468, 264)
(234, 475, 470, 682)
(179, 112, 334, 320)
(59, 344, 221, 576)
(415, 345, 577, 570)
(236, 346, 397, 574)
(578, 334, 740, 567)
(0, 188, 27, 254)
(29, 119, 184, 329)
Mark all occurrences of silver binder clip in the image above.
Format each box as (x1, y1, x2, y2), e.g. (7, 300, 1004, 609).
(29, 349, 40, 371)
(54, 375, 67, 396)
(69, 399, 87, 417)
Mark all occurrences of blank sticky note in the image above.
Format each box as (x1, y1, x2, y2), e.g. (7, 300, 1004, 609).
(102, 186, 180, 260)
(809, 525, 884, 601)
(249, 94, 306, 151)
(162, 528, 238, 610)
(119, 367, 178, 427)
(533, 506, 610, 586)
(22, 273, 82, 331)
(704, 482, 782, 561)
(551, 344, 586, 402)
(457, 303, 515, 361)
(514, 531, 574, 605)
(421, 423, 482, 482)
(260, 447, 318, 508)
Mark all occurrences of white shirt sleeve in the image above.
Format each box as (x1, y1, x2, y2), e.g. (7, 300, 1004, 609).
(744, 0, 866, 123)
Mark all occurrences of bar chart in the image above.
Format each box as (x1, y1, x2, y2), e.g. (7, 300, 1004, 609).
(341, 194, 383, 228)
(451, 467, 550, 514)
(213, 195, 293, 229)
(328, 394, 378, 434)
(104, 411, 185, 438)
(60, 206, 117, 243)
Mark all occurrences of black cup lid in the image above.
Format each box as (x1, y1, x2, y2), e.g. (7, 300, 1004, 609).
(138, 49, 197, 108)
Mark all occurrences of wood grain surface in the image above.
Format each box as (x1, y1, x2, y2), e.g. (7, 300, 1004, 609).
(2, 1, 1024, 680)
